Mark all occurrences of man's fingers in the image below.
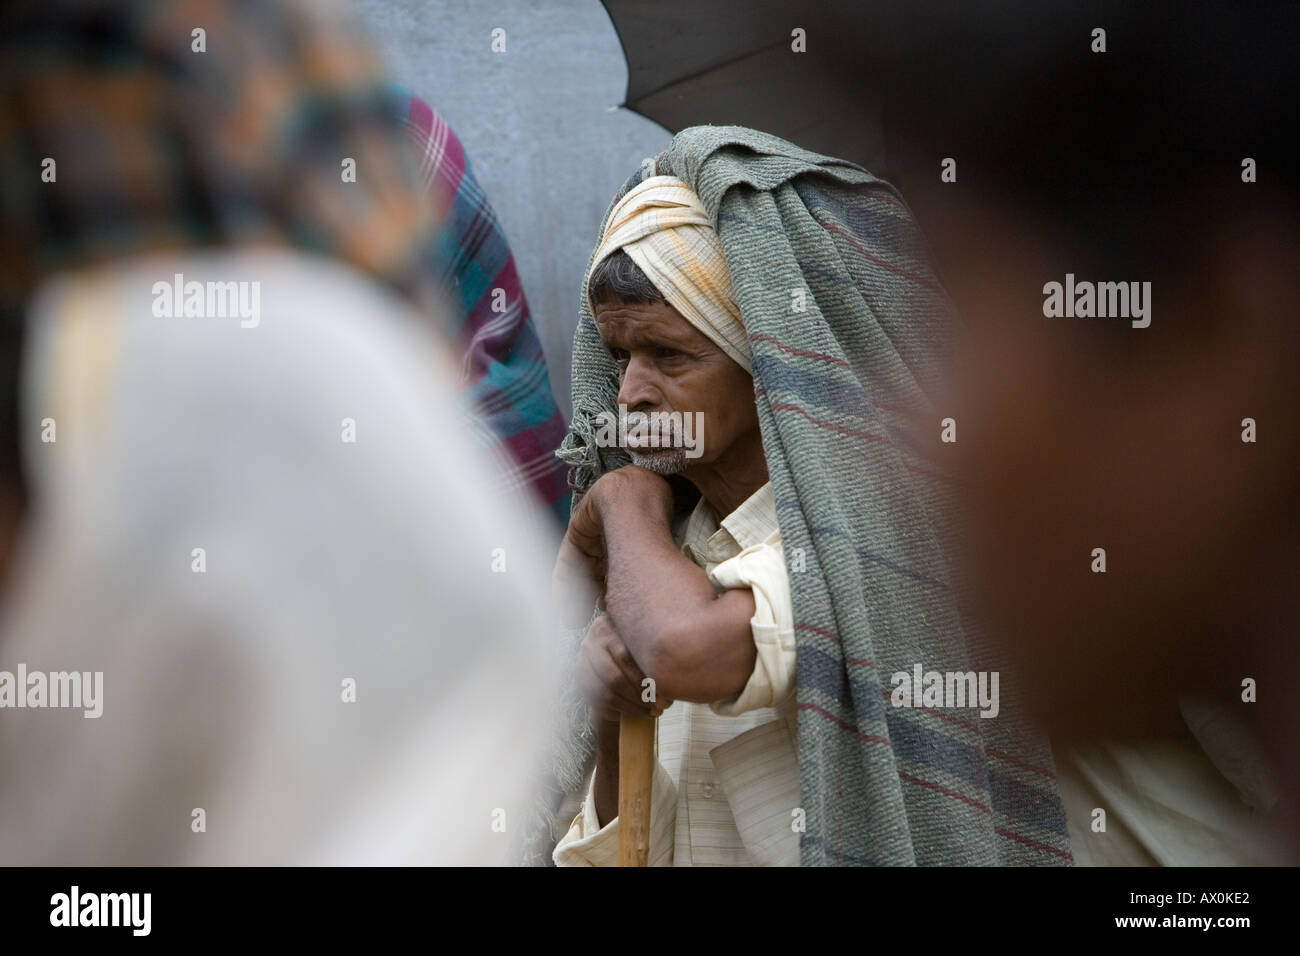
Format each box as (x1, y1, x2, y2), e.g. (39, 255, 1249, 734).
(597, 650, 647, 709)
(578, 645, 633, 713)
(581, 615, 669, 719)
(581, 632, 646, 711)
(590, 617, 662, 714)
(603, 637, 647, 695)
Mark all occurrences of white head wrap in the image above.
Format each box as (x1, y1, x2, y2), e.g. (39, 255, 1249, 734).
(587, 175, 749, 373)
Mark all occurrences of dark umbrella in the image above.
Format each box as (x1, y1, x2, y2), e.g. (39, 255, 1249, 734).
(601, 1, 885, 171)
(600, 0, 1299, 273)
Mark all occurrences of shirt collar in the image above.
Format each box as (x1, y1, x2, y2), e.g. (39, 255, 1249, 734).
(682, 481, 778, 566)
(718, 481, 779, 549)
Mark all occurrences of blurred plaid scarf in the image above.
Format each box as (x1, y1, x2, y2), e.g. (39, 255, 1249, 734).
(0, 0, 443, 324)
(388, 89, 570, 522)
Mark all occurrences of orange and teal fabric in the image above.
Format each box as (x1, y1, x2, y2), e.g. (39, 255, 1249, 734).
(387, 88, 570, 522)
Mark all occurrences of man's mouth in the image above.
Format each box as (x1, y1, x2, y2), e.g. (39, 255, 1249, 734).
(625, 432, 681, 449)
(622, 411, 683, 449)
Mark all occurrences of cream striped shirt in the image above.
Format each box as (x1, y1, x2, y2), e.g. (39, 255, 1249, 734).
(553, 482, 800, 866)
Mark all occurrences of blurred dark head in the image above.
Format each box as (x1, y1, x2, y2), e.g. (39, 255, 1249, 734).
(0, 0, 445, 515)
(809, 1, 1300, 814)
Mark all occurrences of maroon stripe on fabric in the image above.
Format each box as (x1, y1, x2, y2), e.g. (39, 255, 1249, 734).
(994, 827, 1074, 861)
(749, 346, 924, 424)
(796, 622, 841, 643)
(770, 402, 889, 444)
(798, 702, 892, 747)
(822, 220, 945, 293)
(880, 688, 981, 734)
(750, 333, 852, 369)
(898, 771, 991, 814)
(765, 399, 962, 487)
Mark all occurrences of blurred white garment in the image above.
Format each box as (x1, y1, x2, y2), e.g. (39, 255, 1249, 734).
(1057, 694, 1293, 867)
(0, 248, 560, 865)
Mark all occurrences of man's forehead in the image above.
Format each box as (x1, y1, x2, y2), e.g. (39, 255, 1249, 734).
(594, 300, 708, 346)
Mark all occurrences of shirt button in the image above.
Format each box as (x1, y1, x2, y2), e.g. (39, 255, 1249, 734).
(702, 782, 715, 799)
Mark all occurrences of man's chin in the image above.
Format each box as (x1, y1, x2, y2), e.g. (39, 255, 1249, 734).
(628, 448, 688, 475)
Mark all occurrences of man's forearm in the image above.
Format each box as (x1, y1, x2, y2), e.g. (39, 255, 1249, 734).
(602, 502, 711, 668)
(599, 493, 756, 702)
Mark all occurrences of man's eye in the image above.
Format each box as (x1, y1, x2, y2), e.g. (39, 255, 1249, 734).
(655, 346, 681, 359)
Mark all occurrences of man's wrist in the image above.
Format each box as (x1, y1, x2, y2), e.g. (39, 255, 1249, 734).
(599, 467, 672, 529)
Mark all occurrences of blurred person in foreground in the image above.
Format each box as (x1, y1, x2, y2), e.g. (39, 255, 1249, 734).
(929, 150, 1300, 867)
(856, 3, 1300, 864)
(0, 0, 558, 864)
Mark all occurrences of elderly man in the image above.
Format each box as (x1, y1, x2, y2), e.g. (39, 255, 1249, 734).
(542, 128, 1074, 867)
(552, 178, 799, 865)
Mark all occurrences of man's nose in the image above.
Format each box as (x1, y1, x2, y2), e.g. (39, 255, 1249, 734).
(617, 355, 661, 411)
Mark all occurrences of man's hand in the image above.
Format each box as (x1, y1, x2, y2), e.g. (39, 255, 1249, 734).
(581, 610, 675, 829)
(577, 613, 674, 727)
(552, 467, 674, 627)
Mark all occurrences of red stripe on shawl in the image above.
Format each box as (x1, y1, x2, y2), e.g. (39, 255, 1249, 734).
(994, 827, 1074, 860)
(898, 772, 992, 814)
(798, 702, 891, 747)
(821, 220, 945, 293)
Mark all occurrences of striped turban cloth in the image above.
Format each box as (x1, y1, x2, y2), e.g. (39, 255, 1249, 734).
(587, 176, 750, 373)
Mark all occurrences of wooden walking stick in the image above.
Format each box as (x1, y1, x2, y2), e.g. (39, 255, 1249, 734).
(617, 713, 656, 866)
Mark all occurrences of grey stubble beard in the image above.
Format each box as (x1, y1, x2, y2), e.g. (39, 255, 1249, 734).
(628, 447, 688, 475)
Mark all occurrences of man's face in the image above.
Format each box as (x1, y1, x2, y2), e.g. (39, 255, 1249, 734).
(593, 298, 757, 475)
